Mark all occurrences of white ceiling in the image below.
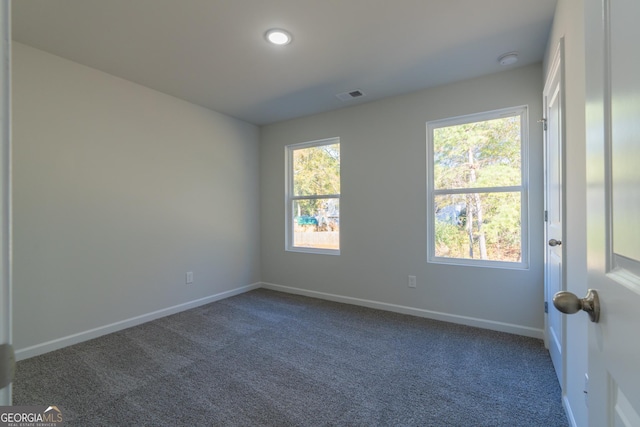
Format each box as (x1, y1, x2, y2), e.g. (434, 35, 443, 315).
(12, 0, 557, 125)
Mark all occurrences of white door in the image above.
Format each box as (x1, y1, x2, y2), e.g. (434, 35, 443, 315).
(0, 0, 12, 406)
(543, 40, 565, 386)
(585, 0, 640, 424)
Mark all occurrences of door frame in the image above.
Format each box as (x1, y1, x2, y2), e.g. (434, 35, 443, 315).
(0, 0, 12, 406)
(543, 38, 566, 389)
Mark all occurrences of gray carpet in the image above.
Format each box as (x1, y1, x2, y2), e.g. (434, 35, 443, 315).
(14, 289, 568, 426)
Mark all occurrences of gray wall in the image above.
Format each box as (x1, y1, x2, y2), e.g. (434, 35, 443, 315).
(13, 41, 547, 358)
(544, 0, 588, 425)
(12, 43, 261, 356)
(260, 64, 545, 336)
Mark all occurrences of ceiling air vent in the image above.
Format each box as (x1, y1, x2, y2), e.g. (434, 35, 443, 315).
(336, 89, 366, 102)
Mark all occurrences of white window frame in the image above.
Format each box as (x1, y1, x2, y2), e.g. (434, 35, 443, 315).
(285, 137, 340, 255)
(426, 106, 529, 269)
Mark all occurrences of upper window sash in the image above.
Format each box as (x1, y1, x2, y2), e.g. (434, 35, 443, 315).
(286, 137, 341, 198)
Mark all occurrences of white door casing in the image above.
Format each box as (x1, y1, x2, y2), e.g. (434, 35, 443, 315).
(543, 39, 565, 388)
(585, 0, 640, 425)
(0, 0, 12, 406)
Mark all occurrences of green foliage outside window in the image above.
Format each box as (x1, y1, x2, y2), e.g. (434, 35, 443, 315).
(289, 141, 340, 250)
(432, 115, 523, 263)
(293, 143, 340, 224)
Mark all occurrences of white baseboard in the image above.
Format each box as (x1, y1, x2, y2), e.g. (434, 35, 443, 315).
(261, 282, 544, 339)
(16, 281, 544, 361)
(15, 282, 261, 361)
(563, 395, 579, 427)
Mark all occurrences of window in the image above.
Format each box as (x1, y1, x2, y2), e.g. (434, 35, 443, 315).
(286, 138, 340, 254)
(427, 106, 528, 268)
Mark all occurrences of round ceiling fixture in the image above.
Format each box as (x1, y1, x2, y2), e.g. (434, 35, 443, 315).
(498, 52, 519, 66)
(265, 28, 292, 46)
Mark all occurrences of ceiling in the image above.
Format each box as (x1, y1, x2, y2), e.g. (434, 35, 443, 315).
(12, 0, 557, 126)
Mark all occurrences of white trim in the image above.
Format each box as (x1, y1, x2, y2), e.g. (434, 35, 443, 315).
(426, 105, 530, 270)
(427, 256, 529, 270)
(543, 37, 566, 394)
(261, 282, 543, 339)
(15, 281, 545, 361)
(15, 283, 261, 361)
(562, 394, 578, 427)
(0, 0, 10, 405)
(433, 185, 523, 195)
(285, 137, 341, 255)
(290, 194, 340, 200)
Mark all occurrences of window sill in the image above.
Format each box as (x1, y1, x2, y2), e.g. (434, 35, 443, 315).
(286, 247, 340, 256)
(428, 256, 529, 270)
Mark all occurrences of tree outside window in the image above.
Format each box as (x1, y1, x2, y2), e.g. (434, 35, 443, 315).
(427, 107, 528, 268)
(286, 138, 340, 254)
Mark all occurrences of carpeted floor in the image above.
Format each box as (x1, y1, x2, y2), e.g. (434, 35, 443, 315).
(14, 289, 568, 426)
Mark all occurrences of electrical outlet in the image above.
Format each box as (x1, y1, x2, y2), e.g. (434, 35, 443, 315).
(408, 275, 416, 288)
(186, 271, 194, 284)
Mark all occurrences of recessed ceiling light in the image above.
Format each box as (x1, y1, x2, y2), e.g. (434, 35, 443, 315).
(498, 52, 519, 66)
(265, 28, 292, 46)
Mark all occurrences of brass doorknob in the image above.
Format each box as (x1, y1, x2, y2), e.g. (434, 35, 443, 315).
(552, 289, 600, 323)
(548, 239, 562, 246)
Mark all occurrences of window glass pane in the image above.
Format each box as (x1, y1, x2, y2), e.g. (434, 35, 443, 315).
(433, 116, 521, 190)
(293, 198, 339, 250)
(293, 143, 340, 196)
(434, 192, 521, 262)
